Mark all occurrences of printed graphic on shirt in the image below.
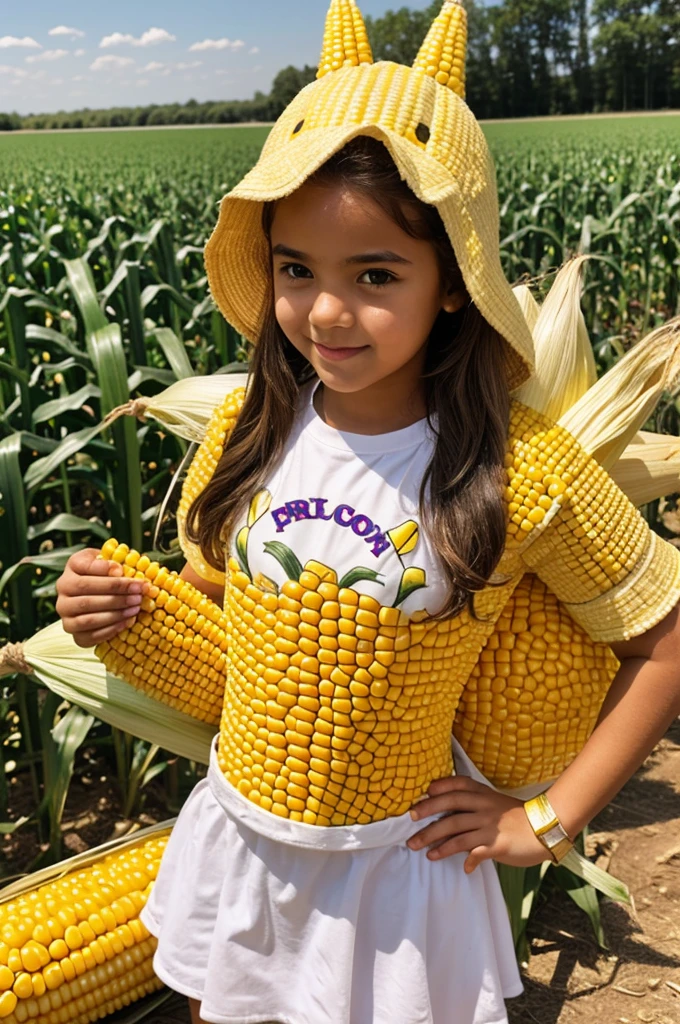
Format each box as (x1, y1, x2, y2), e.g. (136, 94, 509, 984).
(234, 489, 427, 609)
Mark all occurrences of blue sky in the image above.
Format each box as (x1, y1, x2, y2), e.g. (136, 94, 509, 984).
(0, 0, 446, 116)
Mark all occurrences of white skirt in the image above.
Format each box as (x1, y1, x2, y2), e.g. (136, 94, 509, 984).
(140, 734, 524, 1024)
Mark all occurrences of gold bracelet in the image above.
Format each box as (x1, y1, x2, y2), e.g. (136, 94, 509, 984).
(523, 792, 574, 863)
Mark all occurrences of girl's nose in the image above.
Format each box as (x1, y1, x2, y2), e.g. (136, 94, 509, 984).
(308, 291, 354, 329)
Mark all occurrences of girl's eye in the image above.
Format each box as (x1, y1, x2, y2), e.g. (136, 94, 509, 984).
(358, 268, 395, 288)
(280, 264, 311, 280)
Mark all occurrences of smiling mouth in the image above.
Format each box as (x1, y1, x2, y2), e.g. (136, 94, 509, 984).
(312, 340, 369, 360)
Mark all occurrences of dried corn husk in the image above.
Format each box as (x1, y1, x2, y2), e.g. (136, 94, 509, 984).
(513, 255, 597, 421)
(0, 620, 215, 764)
(511, 283, 540, 335)
(100, 370, 248, 442)
(559, 315, 680, 469)
(611, 431, 680, 507)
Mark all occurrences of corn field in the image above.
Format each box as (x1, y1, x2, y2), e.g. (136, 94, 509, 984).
(0, 114, 679, 970)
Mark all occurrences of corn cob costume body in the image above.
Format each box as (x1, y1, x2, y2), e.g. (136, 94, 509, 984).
(83, 1, 680, 1021)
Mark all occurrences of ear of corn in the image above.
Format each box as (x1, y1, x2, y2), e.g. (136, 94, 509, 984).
(93, 540, 228, 727)
(412, 0, 467, 98)
(316, 0, 373, 79)
(453, 572, 620, 788)
(0, 823, 171, 1023)
(175, 386, 246, 588)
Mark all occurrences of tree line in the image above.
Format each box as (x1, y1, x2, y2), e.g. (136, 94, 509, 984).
(1, 0, 677, 131)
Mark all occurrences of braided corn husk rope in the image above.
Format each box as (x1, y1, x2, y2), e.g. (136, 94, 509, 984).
(0, 641, 33, 678)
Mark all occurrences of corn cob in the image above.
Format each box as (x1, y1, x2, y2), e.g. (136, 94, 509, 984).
(316, 0, 373, 79)
(94, 539, 229, 726)
(412, 0, 467, 98)
(175, 386, 245, 587)
(453, 573, 619, 788)
(0, 829, 170, 1023)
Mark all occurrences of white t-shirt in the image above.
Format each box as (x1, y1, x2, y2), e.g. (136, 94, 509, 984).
(230, 381, 451, 618)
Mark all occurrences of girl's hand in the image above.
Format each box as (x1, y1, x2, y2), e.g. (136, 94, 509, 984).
(55, 548, 150, 648)
(406, 776, 552, 874)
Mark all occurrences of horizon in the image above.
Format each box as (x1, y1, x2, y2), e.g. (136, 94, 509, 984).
(0, 0, 443, 118)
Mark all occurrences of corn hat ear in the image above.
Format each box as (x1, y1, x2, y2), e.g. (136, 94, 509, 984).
(316, 0, 374, 79)
(413, 0, 468, 99)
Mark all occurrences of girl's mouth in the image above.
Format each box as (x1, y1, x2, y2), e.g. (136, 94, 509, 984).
(313, 341, 369, 362)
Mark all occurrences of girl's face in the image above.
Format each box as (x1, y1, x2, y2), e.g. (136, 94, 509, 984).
(270, 181, 461, 396)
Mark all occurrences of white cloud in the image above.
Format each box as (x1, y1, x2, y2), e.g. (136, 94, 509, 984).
(142, 60, 165, 72)
(0, 64, 28, 77)
(72, 74, 89, 81)
(25, 49, 69, 64)
(74, 48, 86, 57)
(100, 27, 176, 48)
(176, 60, 202, 70)
(136, 78, 149, 86)
(252, 64, 262, 72)
(189, 38, 244, 52)
(49, 26, 85, 39)
(0, 36, 41, 49)
(90, 54, 135, 71)
(249, 46, 259, 55)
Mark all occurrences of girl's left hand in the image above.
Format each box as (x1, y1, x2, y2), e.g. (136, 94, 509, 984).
(406, 776, 554, 874)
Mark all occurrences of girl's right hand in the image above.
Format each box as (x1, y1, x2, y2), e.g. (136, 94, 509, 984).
(55, 548, 150, 648)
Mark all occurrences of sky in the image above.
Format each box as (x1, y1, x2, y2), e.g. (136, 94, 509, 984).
(0, 0, 444, 117)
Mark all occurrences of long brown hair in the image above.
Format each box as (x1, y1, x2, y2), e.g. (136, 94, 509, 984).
(185, 135, 511, 619)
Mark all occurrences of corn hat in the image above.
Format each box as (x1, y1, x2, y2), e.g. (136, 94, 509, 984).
(204, 0, 535, 391)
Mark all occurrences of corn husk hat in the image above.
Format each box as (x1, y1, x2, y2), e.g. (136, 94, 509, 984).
(204, 0, 535, 391)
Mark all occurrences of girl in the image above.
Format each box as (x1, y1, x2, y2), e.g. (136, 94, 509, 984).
(56, 2, 680, 1022)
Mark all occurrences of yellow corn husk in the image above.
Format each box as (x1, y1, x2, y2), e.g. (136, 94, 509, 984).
(0, 823, 172, 1023)
(511, 283, 540, 336)
(412, 0, 467, 98)
(316, 0, 373, 79)
(93, 539, 228, 727)
(0, 620, 215, 765)
(558, 315, 680, 470)
(513, 255, 597, 422)
(611, 431, 680, 508)
(453, 572, 620, 789)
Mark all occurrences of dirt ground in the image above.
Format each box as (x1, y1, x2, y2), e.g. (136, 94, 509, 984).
(1, 721, 679, 1024)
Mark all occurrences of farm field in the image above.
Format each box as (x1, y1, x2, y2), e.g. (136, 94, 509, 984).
(1, 113, 680, 1024)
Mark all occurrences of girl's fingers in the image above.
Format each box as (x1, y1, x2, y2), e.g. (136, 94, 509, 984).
(407, 812, 482, 851)
(62, 609, 139, 636)
(426, 831, 489, 863)
(409, 790, 485, 821)
(64, 593, 145, 616)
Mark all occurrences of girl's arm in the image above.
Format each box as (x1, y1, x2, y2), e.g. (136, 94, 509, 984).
(179, 560, 226, 606)
(407, 601, 680, 870)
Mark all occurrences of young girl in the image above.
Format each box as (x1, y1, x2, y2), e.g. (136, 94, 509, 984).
(56, 2, 680, 1022)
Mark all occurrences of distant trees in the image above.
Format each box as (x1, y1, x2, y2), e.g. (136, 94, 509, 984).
(3, 0, 678, 130)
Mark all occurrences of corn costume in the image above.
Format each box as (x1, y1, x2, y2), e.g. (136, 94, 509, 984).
(3, 0, 680, 1021)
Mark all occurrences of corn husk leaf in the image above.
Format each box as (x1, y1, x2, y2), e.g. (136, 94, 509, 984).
(511, 283, 540, 336)
(560, 847, 631, 905)
(559, 316, 680, 469)
(612, 431, 680, 507)
(101, 370, 249, 443)
(513, 255, 597, 420)
(5, 620, 216, 764)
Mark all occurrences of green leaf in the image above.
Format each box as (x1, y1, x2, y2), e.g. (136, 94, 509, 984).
(263, 541, 303, 582)
(27, 513, 109, 542)
(337, 567, 385, 589)
(153, 327, 195, 380)
(31, 384, 101, 427)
